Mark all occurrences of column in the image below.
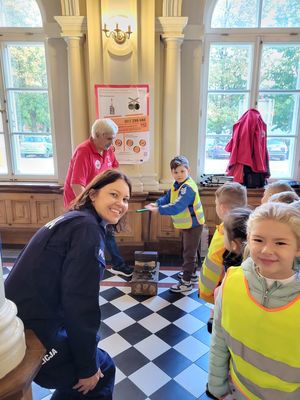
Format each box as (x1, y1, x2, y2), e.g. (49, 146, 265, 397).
(158, 17, 188, 188)
(0, 264, 26, 378)
(55, 16, 89, 150)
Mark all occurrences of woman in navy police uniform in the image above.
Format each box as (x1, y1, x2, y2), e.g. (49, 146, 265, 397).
(5, 170, 131, 400)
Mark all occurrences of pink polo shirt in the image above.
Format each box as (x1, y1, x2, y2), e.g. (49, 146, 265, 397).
(63, 139, 119, 207)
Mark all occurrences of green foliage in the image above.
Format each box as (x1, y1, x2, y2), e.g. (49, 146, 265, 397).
(0, 0, 42, 27)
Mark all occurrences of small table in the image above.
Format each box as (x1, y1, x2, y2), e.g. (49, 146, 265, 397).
(0, 330, 46, 400)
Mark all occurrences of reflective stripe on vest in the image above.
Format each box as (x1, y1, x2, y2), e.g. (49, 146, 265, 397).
(170, 178, 205, 229)
(198, 224, 225, 304)
(222, 267, 300, 400)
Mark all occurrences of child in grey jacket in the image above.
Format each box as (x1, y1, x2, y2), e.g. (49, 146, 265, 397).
(208, 202, 300, 400)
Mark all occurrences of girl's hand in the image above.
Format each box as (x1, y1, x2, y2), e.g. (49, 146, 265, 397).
(73, 368, 104, 395)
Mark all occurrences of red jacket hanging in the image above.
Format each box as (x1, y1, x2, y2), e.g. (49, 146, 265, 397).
(225, 108, 270, 183)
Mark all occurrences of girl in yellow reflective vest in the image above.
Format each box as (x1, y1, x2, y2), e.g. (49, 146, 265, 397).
(208, 202, 300, 400)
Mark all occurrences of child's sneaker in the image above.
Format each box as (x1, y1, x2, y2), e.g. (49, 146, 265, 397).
(205, 384, 218, 399)
(207, 317, 214, 334)
(177, 271, 198, 283)
(170, 280, 192, 293)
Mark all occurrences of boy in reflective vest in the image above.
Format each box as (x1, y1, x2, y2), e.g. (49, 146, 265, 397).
(145, 155, 205, 293)
(199, 182, 247, 304)
(208, 202, 300, 400)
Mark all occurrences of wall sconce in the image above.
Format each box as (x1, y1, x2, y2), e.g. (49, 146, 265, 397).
(102, 23, 132, 45)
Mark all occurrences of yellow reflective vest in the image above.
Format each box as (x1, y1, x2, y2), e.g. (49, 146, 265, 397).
(170, 178, 205, 229)
(198, 224, 225, 303)
(222, 267, 300, 400)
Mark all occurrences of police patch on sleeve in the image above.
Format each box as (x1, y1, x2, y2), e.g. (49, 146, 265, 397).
(180, 186, 187, 195)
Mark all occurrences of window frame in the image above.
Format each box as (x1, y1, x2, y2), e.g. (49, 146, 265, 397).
(200, 1, 300, 179)
(0, 30, 57, 181)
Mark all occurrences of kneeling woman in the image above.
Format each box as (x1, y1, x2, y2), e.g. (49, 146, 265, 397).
(5, 170, 131, 400)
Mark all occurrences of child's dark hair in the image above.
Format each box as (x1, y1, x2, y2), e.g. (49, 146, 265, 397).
(223, 207, 252, 244)
(170, 155, 190, 170)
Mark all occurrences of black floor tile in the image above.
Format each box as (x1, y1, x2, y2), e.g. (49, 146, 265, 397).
(100, 302, 120, 320)
(158, 289, 185, 303)
(118, 322, 152, 345)
(190, 305, 211, 322)
(157, 304, 187, 322)
(193, 326, 211, 347)
(114, 347, 150, 376)
(113, 378, 146, 400)
(151, 380, 195, 400)
(152, 348, 192, 378)
(123, 303, 153, 321)
(155, 324, 189, 347)
(195, 351, 209, 372)
(100, 287, 125, 301)
(98, 322, 115, 340)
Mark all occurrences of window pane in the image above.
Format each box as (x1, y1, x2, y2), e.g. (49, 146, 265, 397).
(268, 138, 293, 178)
(13, 134, 54, 175)
(262, 0, 300, 28)
(260, 45, 300, 90)
(0, 134, 8, 174)
(6, 44, 47, 89)
(8, 91, 50, 134)
(208, 45, 252, 90)
(205, 135, 231, 174)
(207, 93, 249, 135)
(211, 0, 258, 28)
(257, 93, 298, 136)
(0, 0, 42, 27)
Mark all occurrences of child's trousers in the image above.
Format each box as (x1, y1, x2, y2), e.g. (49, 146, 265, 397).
(181, 225, 203, 282)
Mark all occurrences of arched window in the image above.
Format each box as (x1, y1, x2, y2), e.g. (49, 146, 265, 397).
(0, 0, 55, 179)
(201, 0, 300, 179)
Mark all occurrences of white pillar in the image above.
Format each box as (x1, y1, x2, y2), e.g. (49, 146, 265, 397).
(55, 16, 89, 150)
(0, 265, 26, 378)
(158, 17, 188, 189)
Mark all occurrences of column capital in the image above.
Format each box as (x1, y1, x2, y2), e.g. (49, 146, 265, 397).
(157, 16, 188, 39)
(54, 15, 87, 38)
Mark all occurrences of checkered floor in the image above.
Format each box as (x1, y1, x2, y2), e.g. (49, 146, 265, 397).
(2, 249, 212, 400)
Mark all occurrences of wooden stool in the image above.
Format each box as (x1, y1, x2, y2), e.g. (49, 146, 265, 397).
(0, 329, 46, 400)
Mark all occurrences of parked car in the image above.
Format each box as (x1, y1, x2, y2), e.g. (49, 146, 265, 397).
(207, 143, 230, 159)
(267, 138, 288, 161)
(20, 136, 53, 158)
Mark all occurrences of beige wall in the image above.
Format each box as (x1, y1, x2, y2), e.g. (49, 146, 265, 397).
(39, 0, 300, 186)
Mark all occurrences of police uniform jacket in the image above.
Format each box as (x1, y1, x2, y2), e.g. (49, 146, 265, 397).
(5, 207, 106, 385)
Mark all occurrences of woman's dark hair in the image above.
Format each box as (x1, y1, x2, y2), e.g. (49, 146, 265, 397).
(223, 207, 252, 243)
(70, 169, 132, 211)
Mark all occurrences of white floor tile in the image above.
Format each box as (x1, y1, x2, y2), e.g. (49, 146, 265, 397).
(142, 296, 170, 312)
(174, 363, 208, 397)
(103, 312, 135, 331)
(160, 269, 179, 276)
(173, 296, 203, 312)
(115, 366, 126, 384)
(134, 334, 171, 360)
(99, 333, 131, 357)
(173, 314, 205, 334)
(174, 336, 209, 361)
(110, 294, 139, 311)
(103, 275, 126, 283)
(99, 296, 108, 306)
(129, 362, 171, 396)
(138, 313, 170, 333)
(159, 276, 178, 284)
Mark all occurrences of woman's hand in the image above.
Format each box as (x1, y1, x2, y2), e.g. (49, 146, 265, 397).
(73, 368, 104, 395)
(145, 203, 159, 212)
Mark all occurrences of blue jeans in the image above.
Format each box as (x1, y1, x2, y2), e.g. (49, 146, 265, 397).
(105, 229, 125, 267)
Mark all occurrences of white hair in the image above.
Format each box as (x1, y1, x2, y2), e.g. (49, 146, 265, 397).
(91, 118, 118, 139)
